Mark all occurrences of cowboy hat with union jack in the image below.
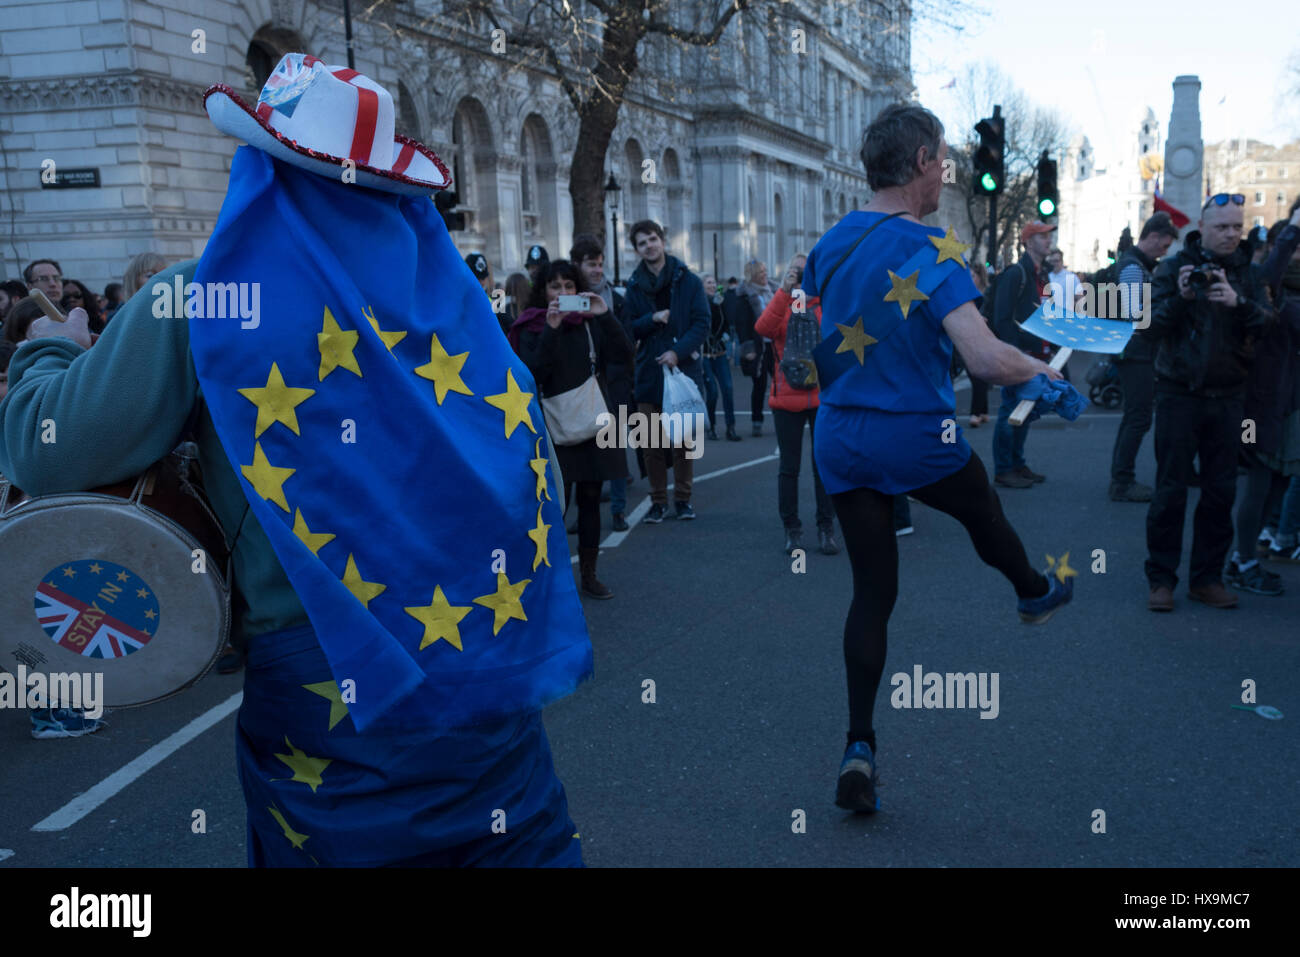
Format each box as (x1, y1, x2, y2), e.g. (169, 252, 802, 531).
(203, 52, 450, 196)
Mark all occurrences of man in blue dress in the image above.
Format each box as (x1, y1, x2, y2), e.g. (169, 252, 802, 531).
(805, 103, 1076, 814)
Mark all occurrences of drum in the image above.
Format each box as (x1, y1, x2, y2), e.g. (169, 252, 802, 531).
(0, 451, 231, 708)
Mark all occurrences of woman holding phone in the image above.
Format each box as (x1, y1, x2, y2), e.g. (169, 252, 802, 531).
(510, 259, 634, 599)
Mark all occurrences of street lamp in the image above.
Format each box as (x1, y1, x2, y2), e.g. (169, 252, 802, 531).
(605, 172, 622, 287)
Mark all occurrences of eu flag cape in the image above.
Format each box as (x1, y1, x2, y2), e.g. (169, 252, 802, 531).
(191, 147, 592, 731)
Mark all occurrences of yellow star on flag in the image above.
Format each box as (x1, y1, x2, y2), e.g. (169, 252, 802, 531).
(363, 304, 407, 352)
(116, 570, 129, 582)
(484, 368, 536, 439)
(1046, 551, 1079, 584)
(884, 269, 930, 320)
(528, 504, 551, 571)
(62, 566, 76, 578)
(302, 680, 350, 731)
(88, 563, 102, 575)
(928, 226, 970, 266)
(272, 736, 332, 793)
(405, 585, 473, 652)
(136, 587, 148, 599)
(292, 508, 335, 556)
(530, 438, 551, 501)
(413, 332, 473, 404)
(835, 316, 878, 365)
(241, 441, 295, 512)
(267, 804, 310, 851)
(340, 553, 386, 608)
(317, 306, 362, 381)
(473, 571, 530, 636)
(144, 609, 156, 620)
(238, 362, 316, 438)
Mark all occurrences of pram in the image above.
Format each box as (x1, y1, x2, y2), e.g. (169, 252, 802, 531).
(1086, 357, 1124, 409)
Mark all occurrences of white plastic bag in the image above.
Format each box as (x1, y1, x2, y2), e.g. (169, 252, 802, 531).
(660, 366, 707, 447)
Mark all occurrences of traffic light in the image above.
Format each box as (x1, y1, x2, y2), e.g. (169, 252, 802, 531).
(1106, 250, 1116, 265)
(973, 106, 1005, 196)
(435, 190, 466, 231)
(1036, 150, 1058, 218)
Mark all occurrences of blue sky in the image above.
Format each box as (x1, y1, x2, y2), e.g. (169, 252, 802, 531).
(911, 0, 1299, 164)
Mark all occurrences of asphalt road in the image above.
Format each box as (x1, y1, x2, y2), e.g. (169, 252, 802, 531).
(3, 371, 1297, 867)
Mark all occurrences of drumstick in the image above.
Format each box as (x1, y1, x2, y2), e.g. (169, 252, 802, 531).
(1009, 347, 1072, 427)
(30, 289, 67, 323)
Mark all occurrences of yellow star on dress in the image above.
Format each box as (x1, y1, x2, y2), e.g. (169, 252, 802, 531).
(268, 804, 310, 851)
(473, 571, 530, 636)
(272, 736, 332, 793)
(302, 680, 350, 731)
(1046, 552, 1078, 584)
(835, 317, 878, 364)
(883, 269, 930, 320)
(414, 333, 473, 404)
(317, 306, 362, 381)
(363, 304, 407, 352)
(405, 585, 473, 651)
(292, 508, 335, 556)
(241, 441, 295, 512)
(530, 438, 551, 501)
(484, 368, 536, 438)
(340, 553, 386, 608)
(528, 504, 551, 571)
(928, 226, 971, 266)
(238, 362, 316, 438)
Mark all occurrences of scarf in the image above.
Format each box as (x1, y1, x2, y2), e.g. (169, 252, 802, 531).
(507, 305, 587, 352)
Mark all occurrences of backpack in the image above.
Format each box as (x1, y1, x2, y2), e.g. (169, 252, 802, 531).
(780, 301, 820, 390)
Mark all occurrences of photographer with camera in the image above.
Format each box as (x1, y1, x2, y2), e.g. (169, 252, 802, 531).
(1143, 194, 1276, 612)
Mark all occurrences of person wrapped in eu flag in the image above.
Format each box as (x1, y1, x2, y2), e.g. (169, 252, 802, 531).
(0, 54, 591, 866)
(803, 103, 1075, 817)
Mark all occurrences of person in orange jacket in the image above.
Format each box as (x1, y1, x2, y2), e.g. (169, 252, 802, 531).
(755, 254, 839, 556)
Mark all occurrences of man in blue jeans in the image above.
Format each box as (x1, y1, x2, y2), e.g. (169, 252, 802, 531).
(991, 221, 1056, 488)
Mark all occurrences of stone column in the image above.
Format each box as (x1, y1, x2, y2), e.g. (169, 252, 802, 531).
(1163, 75, 1203, 250)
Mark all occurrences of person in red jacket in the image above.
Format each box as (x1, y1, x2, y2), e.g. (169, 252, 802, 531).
(755, 254, 839, 556)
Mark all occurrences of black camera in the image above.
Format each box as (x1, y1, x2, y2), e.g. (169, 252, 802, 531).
(1187, 263, 1219, 291)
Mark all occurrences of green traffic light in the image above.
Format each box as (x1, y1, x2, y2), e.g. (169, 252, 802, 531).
(980, 172, 997, 192)
(1038, 197, 1056, 217)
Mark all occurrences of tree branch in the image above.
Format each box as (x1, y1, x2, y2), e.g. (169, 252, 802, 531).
(644, 0, 751, 47)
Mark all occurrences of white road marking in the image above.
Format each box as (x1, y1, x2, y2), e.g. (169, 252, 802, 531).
(569, 451, 781, 562)
(31, 691, 244, 832)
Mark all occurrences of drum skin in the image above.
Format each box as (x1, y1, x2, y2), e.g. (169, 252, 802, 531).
(0, 480, 230, 709)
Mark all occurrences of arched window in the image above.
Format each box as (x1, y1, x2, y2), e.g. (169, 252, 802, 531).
(244, 25, 305, 92)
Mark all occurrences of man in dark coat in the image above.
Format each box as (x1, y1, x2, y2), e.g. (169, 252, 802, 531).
(1144, 195, 1276, 611)
(622, 219, 709, 523)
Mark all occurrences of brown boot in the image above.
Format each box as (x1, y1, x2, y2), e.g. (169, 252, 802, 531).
(579, 547, 613, 600)
(1188, 581, 1238, 608)
(1148, 585, 1174, 612)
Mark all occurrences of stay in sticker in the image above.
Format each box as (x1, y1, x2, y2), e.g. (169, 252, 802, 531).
(34, 559, 159, 658)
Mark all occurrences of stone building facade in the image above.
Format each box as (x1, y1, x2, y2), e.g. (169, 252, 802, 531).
(1204, 139, 1300, 231)
(1057, 107, 1163, 271)
(0, 0, 914, 291)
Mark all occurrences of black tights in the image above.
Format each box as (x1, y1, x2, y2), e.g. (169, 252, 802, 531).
(831, 452, 1048, 747)
(567, 481, 602, 549)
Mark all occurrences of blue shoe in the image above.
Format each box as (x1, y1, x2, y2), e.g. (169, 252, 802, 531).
(835, 741, 880, 813)
(1018, 571, 1073, 624)
(30, 707, 107, 739)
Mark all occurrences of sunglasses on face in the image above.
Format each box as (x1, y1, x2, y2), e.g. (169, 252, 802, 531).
(1202, 193, 1245, 211)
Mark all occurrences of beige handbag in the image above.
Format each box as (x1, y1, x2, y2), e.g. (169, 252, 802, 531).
(540, 322, 608, 446)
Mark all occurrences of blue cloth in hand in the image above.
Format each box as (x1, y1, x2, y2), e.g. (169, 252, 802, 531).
(1000, 374, 1088, 424)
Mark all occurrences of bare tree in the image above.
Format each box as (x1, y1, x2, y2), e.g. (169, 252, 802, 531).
(948, 61, 1069, 267)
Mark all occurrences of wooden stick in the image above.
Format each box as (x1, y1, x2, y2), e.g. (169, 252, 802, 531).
(1009, 347, 1072, 426)
(30, 289, 66, 323)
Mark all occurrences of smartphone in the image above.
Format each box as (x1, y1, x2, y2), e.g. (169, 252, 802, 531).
(557, 294, 591, 312)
